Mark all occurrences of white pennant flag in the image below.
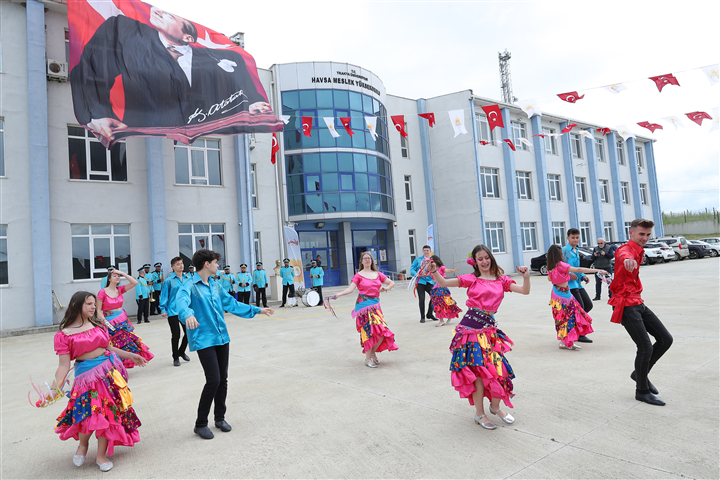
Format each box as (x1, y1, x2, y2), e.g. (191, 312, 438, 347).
(518, 99, 542, 118)
(365, 116, 378, 141)
(580, 130, 595, 141)
(603, 84, 627, 94)
(280, 114, 291, 124)
(519, 137, 533, 149)
(448, 110, 467, 138)
(662, 116, 685, 130)
(709, 107, 719, 133)
(323, 117, 340, 138)
(701, 64, 719, 86)
(615, 125, 635, 142)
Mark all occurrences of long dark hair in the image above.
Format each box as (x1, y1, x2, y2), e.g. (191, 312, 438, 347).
(471, 245, 504, 278)
(358, 251, 378, 272)
(547, 245, 565, 272)
(59, 291, 103, 331)
(431, 255, 444, 267)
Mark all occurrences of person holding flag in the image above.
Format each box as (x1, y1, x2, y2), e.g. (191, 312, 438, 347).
(236, 264, 252, 305)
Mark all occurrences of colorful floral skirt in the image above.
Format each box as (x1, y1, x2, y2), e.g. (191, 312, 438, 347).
(449, 309, 515, 407)
(549, 285, 594, 347)
(106, 310, 154, 369)
(429, 286, 462, 319)
(352, 295, 398, 354)
(55, 352, 141, 455)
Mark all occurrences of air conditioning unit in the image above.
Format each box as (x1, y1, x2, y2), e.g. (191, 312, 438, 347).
(248, 135, 256, 150)
(47, 59, 68, 81)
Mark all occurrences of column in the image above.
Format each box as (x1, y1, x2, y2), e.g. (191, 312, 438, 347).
(416, 99, 439, 255)
(559, 122, 579, 227)
(146, 138, 168, 268)
(500, 108, 523, 267)
(645, 141, 664, 237)
(606, 132, 627, 241)
(584, 128, 604, 239)
(626, 137, 644, 220)
(468, 99, 487, 244)
(339, 221, 353, 284)
(234, 135, 254, 265)
(27, 0, 53, 327)
(530, 116, 553, 250)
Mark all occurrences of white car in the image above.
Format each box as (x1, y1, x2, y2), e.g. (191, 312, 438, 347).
(645, 242, 675, 262)
(699, 237, 720, 249)
(689, 240, 720, 258)
(642, 245, 664, 265)
(655, 236, 690, 261)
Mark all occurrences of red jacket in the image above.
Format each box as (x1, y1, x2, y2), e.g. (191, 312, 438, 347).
(608, 240, 645, 324)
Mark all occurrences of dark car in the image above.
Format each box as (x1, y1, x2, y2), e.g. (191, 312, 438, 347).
(687, 242, 710, 259)
(531, 246, 596, 275)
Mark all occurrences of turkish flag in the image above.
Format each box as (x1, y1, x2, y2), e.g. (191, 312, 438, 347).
(502, 139, 516, 151)
(532, 134, 548, 138)
(685, 111, 713, 126)
(649, 74, 680, 92)
(479, 140, 490, 145)
(481, 105, 504, 130)
(637, 121, 663, 133)
(557, 92, 585, 103)
(339, 117, 354, 137)
(391, 115, 408, 138)
(271, 133, 279, 164)
(418, 113, 435, 127)
(596, 127, 612, 136)
(302, 117, 313, 137)
(561, 123, 577, 134)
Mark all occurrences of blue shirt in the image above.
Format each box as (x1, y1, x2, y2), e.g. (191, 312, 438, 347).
(253, 269, 268, 288)
(176, 276, 261, 351)
(135, 275, 150, 299)
(236, 272, 252, 292)
(151, 270, 164, 291)
(310, 266, 324, 287)
(159, 272, 186, 316)
(218, 272, 235, 292)
(280, 266, 294, 285)
(562, 244, 585, 289)
(411, 257, 434, 285)
(186, 272, 200, 283)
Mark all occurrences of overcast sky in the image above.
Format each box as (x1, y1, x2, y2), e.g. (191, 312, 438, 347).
(155, 0, 719, 213)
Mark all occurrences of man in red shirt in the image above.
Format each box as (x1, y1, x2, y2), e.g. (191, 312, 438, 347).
(609, 218, 673, 406)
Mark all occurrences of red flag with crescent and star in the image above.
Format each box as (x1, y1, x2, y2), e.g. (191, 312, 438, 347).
(649, 74, 680, 92)
(271, 133, 279, 164)
(391, 115, 408, 138)
(502, 139, 516, 151)
(418, 113, 435, 127)
(532, 134, 548, 138)
(685, 111, 712, 126)
(339, 117, 354, 137)
(479, 140, 490, 145)
(561, 123, 577, 134)
(302, 117, 313, 137)
(637, 122, 663, 133)
(557, 92, 585, 103)
(481, 105, 504, 130)
(596, 127, 612, 136)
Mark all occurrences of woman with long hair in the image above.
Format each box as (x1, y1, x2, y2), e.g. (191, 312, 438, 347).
(331, 252, 397, 367)
(546, 245, 606, 350)
(97, 269, 154, 369)
(428, 255, 461, 327)
(47, 291, 147, 472)
(430, 245, 530, 430)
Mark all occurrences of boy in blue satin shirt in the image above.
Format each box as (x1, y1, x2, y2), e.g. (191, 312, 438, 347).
(176, 249, 273, 440)
(562, 228, 593, 343)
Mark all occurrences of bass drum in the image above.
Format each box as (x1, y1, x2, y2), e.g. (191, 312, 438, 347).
(301, 289, 321, 307)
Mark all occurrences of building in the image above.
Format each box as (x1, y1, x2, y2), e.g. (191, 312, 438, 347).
(0, 0, 664, 331)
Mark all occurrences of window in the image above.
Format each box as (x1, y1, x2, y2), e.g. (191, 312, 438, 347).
(0, 225, 7, 285)
(67, 126, 127, 181)
(542, 127, 556, 155)
(476, 115, 495, 145)
(552, 222, 566, 246)
(520, 222, 537, 251)
(547, 174, 562, 201)
(603, 222, 614, 242)
(71, 224, 131, 280)
(408, 229, 417, 262)
(178, 224, 226, 269)
(571, 134, 583, 159)
(575, 176, 587, 202)
(254, 232, 261, 264)
(616, 141, 626, 165)
(640, 183, 649, 205)
(0, 119, 4, 176)
(600, 179, 610, 203)
(480, 167, 500, 198)
(621, 181, 630, 205)
(635, 146, 645, 169)
(400, 122, 409, 158)
(580, 222, 591, 247)
(250, 164, 258, 208)
(595, 138, 606, 162)
(511, 121, 528, 150)
(64, 29, 70, 63)
(404, 175, 413, 211)
(624, 222, 632, 240)
(485, 222, 505, 253)
(174, 138, 221, 185)
(516, 171, 532, 199)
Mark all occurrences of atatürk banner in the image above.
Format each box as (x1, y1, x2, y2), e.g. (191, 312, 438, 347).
(68, 0, 283, 147)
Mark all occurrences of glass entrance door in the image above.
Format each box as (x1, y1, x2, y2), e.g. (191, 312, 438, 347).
(352, 229, 388, 273)
(298, 231, 341, 287)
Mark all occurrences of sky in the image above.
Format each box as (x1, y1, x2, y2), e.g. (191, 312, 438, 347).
(152, 0, 719, 213)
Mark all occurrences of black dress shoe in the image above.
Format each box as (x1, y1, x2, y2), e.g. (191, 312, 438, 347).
(173, 359, 181, 367)
(631, 371, 658, 394)
(427, 315, 438, 321)
(194, 426, 214, 439)
(577, 335, 593, 343)
(215, 420, 232, 432)
(144, 319, 150, 323)
(592, 297, 601, 301)
(181, 353, 191, 362)
(635, 391, 665, 406)
(419, 318, 426, 323)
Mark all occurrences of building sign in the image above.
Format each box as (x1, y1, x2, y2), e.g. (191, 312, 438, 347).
(277, 62, 386, 103)
(310, 69, 382, 97)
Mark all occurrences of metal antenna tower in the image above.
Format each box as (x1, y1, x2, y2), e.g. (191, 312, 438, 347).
(498, 49, 515, 103)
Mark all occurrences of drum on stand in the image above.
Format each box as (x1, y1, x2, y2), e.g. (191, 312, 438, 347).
(302, 289, 321, 307)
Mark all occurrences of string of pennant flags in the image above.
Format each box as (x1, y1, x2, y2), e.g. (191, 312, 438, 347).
(270, 63, 718, 163)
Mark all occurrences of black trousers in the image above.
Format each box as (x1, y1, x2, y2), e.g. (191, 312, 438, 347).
(417, 283, 435, 318)
(167, 315, 188, 360)
(621, 304, 673, 393)
(150, 291, 161, 315)
(136, 297, 149, 322)
(570, 286, 594, 314)
(227, 289, 237, 301)
(255, 287, 267, 307)
(281, 284, 295, 305)
(594, 265, 613, 299)
(195, 343, 230, 428)
(313, 286, 323, 305)
(238, 291, 251, 304)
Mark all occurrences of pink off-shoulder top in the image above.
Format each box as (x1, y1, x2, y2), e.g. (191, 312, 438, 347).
(456, 274, 516, 312)
(54, 326, 110, 361)
(351, 271, 388, 297)
(97, 285, 127, 312)
(548, 261, 571, 285)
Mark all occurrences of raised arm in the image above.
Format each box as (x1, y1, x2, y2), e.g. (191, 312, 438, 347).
(119, 270, 138, 292)
(332, 281, 358, 299)
(508, 266, 531, 295)
(568, 265, 608, 276)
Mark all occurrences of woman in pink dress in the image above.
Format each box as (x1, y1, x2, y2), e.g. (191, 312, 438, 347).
(47, 291, 147, 472)
(97, 268, 154, 369)
(428, 255, 462, 327)
(332, 252, 397, 368)
(430, 245, 530, 430)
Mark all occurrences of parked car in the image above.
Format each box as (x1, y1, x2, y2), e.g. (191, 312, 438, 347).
(686, 241, 710, 259)
(531, 247, 595, 275)
(645, 242, 675, 262)
(698, 237, 720, 248)
(642, 244, 664, 265)
(654, 236, 690, 261)
(689, 240, 718, 258)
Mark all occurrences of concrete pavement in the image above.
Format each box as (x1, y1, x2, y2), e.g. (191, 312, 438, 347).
(1, 257, 718, 479)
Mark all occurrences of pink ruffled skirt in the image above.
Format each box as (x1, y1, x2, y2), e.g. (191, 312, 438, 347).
(549, 286, 594, 347)
(352, 295, 398, 354)
(106, 310, 154, 369)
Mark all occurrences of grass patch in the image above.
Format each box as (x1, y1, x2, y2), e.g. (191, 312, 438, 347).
(683, 233, 720, 241)
(663, 210, 719, 225)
